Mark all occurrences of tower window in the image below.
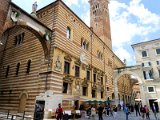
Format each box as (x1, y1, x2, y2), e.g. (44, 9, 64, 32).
(92, 90, 96, 98)
(66, 27, 71, 39)
(5, 65, 10, 78)
(86, 70, 90, 80)
(101, 92, 103, 98)
(16, 63, 20, 76)
(26, 60, 31, 74)
(14, 32, 25, 46)
(93, 73, 96, 82)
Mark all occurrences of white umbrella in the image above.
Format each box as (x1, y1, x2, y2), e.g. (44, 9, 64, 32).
(154, 99, 160, 102)
(63, 96, 88, 101)
(135, 98, 142, 101)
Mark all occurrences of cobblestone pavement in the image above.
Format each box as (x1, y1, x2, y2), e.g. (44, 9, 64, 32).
(78, 111, 160, 120)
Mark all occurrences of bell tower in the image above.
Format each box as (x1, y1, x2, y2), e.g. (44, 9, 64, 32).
(89, 0, 112, 49)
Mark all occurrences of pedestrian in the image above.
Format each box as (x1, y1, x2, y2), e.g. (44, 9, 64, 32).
(105, 105, 110, 116)
(124, 104, 129, 120)
(110, 105, 113, 116)
(98, 104, 104, 120)
(135, 102, 141, 116)
(56, 103, 63, 120)
(91, 105, 96, 120)
(151, 103, 157, 120)
(140, 105, 146, 120)
(144, 105, 150, 120)
(113, 106, 117, 120)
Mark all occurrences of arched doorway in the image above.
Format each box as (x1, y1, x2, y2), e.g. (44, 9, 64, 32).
(19, 92, 28, 113)
(113, 68, 145, 105)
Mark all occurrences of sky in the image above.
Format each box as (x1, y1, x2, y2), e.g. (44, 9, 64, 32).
(12, 0, 160, 66)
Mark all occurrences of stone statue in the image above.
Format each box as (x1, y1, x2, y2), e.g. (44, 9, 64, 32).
(54, 56, 62, 72)
(32, 1, 38, 13)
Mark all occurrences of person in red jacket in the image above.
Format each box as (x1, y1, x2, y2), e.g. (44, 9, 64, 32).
(56, 103, 63, 120)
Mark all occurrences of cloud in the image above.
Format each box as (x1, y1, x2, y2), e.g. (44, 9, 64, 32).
(64, 0, 79, 6)
(114, 47, 132, 65)
(109, 0, 160, 48)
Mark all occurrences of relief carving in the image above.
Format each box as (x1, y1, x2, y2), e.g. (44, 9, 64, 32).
(54, 56, 62, 72)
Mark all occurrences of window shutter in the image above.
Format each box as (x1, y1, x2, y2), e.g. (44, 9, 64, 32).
(143, 71, 146, 79)
(142, 63, 144, 67)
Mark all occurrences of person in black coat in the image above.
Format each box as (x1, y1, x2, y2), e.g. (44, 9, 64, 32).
(98, 104, 104, 120)
(135, 102, 141, 116)
(151, 103, 158, 120)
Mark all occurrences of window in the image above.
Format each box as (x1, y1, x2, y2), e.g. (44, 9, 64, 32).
(142, 50, 148, 57)
(148, 86, 155, 93)
(107, 87, 109, 91)
(101, 77, 103, 85)
(16, 63, 20, 76)
(66, 27, 71, 39)
(26, 60, 31, 74)
(142, 62, 151, 67)
(156, 48, 160, 55)
(75, 66, 80, 77)
(143, 70, 153, 80)
(97, 51, 103, 60)
(63, 82, 68, 93)
(81, 38, 89, 50)
(64, 61, 70, 74)
(15, 32, 25, 46)
(158, 70, 160, 78)
(92, 90, 96, 98)
(5, 65, 10, 78)
(93, 74, 96, 82)
(82, 87, 87, 96)
(86, 70, 90, 80)
(101, 92, 103, 99)
(157, 60, 160, 65)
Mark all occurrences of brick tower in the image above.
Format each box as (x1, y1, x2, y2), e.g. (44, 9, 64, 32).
(89, 0, 112, 49)
(0, 0, 11, 38)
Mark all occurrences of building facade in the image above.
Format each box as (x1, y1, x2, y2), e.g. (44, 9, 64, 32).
(0, 0, 132, 117)
(132, 39, 160, 110)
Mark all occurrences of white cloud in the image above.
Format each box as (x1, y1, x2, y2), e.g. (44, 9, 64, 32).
(114, 47, 132, 65)
(64, 0, 79, 6)
(109, 0, 160, 48)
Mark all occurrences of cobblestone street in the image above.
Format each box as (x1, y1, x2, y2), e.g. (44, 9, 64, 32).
(77, 111, 160, 120)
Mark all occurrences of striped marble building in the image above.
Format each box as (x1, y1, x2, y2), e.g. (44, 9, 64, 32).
(0, 0, 133, 116)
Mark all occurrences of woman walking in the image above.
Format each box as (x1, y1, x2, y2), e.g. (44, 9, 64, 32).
(144, 105, 150, 120)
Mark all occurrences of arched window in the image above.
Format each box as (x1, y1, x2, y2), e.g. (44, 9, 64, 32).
(5, 65, 10, 78)
(26, 60, 31, 74)
(66, 27, 71, 39)
(16, 63, 20, 76)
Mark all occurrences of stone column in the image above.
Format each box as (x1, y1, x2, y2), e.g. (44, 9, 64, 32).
(114, 77, 119, 105)
(0, 0, 10, 38)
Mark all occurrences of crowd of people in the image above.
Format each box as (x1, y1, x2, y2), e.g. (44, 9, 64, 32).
(55, 102, 159, 120)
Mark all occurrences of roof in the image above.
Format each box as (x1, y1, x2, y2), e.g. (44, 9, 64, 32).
(131, 38, 160, 48)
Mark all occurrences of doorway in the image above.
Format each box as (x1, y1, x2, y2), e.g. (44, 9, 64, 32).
(149, 99, 159, 112)
(75, 100, 79, 110)
(34, 100, 45, 120)
(19, 93, 27, 113)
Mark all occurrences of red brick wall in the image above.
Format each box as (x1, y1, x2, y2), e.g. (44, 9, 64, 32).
(0, 0, 10, 37)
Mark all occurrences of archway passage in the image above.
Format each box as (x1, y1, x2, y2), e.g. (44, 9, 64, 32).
(19, 93, 27, 113)
(113, 66, 146, 105)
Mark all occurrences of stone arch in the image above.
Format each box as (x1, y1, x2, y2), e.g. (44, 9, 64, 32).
(113, 68, 146, 105)
(3, 22, 49, 59)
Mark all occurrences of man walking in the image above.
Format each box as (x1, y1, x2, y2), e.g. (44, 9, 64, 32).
(151, 103, 157, 120)
(135, 102, 141, 116)
(98, 104, 104, 120)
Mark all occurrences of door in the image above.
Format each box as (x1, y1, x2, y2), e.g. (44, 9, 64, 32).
(19, 93, 27, 113)
(149, 99, 159, 112)
(34, 100, 45, 120)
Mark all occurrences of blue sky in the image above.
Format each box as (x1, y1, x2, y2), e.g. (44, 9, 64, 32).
(12, 0, 160, 65)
